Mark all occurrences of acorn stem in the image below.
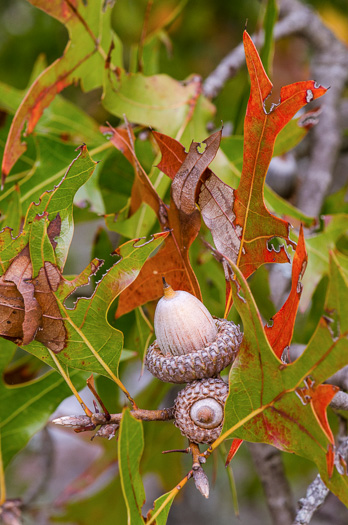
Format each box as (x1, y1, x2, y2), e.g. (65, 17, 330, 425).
(162, 276, 176, 299)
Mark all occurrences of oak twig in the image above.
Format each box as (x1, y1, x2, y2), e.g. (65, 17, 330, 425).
(53, 407, 175, 438)
(331, 391, 348, 412)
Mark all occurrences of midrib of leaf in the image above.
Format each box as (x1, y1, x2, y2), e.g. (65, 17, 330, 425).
(54, 295, 132, 402)
(19, 141, 112, 204)
(243, 231, 276, 243)
(58, 299, 118, 380)
(236, 105, 267, 268)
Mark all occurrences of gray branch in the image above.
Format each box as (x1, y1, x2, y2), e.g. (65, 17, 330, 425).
(330, 390, 348, 412)
(292, 474, 329, 525)
(203, 0, 326, 99)
(248, 443, 295, 525)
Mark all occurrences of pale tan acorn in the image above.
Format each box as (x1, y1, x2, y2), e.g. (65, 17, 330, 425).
(154, 278, 218, 356)
(173, 377, 229, 444)
(145, 278, 243, 384)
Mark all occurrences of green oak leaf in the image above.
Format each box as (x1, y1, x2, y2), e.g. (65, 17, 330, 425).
(23, 143, 97, 269)
(0, 143, 98, 274)
(24, 232, 168, 379)
(118, 409, 145, 525)
(221, 253, 348, 505)
(0, 339, 85, 469)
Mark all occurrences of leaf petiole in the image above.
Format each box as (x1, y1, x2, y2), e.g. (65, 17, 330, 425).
(48, 349, 93, 417)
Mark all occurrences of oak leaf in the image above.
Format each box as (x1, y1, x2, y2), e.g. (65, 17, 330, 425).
(221, 252, 348, 505)
(264, 225, 307, 359)
(2, 0, 114, 183)
(115, 133, 222, 317)
(150, 32, 326, 313)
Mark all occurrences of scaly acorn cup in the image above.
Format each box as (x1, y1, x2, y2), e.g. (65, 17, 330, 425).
(145, 278, 243, 383)
(173, 377, 229, 444)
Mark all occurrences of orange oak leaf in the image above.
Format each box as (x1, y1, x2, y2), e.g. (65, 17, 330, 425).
(232, 32, 325, 280)
(264, 225, 307, 359)
(115, 133, 222, 317)
(2, 0, 112, 183)
(152, 32, 327, 314)
(101, 123, 166, 220)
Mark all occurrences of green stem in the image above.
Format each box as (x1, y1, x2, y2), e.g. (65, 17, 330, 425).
(146, 471, 192, 525)
(48, 349, 93, 417)
(220, 443, 239, 517)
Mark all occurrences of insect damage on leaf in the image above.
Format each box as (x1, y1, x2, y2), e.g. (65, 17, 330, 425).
(0, 215, 98, 353)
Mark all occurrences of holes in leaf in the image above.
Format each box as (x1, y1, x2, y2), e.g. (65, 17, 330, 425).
(323, 309, 340, 341)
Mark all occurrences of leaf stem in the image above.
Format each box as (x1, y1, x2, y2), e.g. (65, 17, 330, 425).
(19, 140, 113, 204)
(220, 443, 239, 516)
(66, 319, 138, 409)
(146, 470, 192, 525)
(138, 305, 153, 332)
(47, 349, 93, 417)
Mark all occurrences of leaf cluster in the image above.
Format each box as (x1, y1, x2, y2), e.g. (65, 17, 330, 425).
(0, 1, 347, 524)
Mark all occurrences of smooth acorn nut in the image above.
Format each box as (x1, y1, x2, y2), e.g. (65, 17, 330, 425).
(145, 279, 243, 384)
(154, 278, 218, 356)
(174, 377, 229, 444)
(190, 398, 223, 429)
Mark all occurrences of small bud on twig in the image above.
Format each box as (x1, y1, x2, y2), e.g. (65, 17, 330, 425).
(52, 415, 93, 429)
(193, 466, 210, 498)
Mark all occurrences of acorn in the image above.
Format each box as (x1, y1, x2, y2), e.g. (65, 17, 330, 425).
(173, 377, 229, 444)
(145, 279, 243, 384)
(154, 278, 218, 356)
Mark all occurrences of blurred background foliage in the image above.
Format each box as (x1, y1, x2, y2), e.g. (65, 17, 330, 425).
(0, 0, 348, 524)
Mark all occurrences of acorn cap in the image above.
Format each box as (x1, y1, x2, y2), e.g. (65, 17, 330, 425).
(174, 378, 229, 444)
(145, 318, 242, 383)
